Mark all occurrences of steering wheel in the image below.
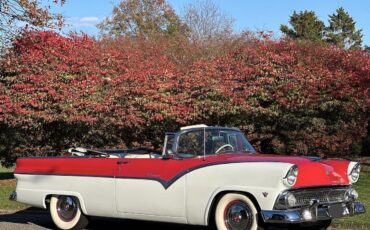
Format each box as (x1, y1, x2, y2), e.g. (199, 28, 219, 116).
(215, 144, 234, 154)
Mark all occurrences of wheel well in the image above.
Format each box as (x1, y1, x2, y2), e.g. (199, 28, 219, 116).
(44, 194, 85, 214)
(45, 195, 52, 209)
(207, 191, 262, 227)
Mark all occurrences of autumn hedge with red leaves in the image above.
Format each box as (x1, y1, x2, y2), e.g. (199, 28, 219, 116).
(0, 31, 369, 165)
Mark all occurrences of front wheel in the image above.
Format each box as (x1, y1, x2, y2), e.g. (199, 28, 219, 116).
(50, 195, 89, 230)
(215, 193, 258, 230)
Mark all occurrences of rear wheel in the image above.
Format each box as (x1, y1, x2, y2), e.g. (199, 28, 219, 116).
(215, 193, 258, 230)
(50, 195, 89, 230)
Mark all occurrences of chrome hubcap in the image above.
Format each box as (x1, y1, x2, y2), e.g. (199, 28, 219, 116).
(224, 201, 253, 230)
(57, 196, 78, 222)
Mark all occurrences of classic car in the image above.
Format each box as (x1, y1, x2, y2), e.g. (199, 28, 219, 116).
(10, 124, 365, 230)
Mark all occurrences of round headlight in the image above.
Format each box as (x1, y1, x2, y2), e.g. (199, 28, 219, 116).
(284, 165, 299, 186)
(349, 163, 361, 183)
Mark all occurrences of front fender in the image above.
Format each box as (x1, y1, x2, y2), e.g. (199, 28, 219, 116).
(203, 185, 281, 225)
(184, 162, 293, 225)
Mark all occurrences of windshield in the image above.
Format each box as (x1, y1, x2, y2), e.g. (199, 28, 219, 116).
(176, 129, 256, 158)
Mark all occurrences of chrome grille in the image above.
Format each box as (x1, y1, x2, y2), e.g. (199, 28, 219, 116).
(291, 187, 348, 206)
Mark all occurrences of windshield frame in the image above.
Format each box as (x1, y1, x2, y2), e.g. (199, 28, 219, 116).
(172, 127, 256, 158)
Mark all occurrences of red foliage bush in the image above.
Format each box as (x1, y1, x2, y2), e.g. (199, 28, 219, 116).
(0, 31, 369, 164)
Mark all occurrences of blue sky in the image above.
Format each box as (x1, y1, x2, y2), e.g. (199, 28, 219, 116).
(52, 0, 370, 46)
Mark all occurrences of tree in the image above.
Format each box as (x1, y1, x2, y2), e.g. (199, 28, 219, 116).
(180, 0, 238, 61)
(0, 31, 369, 165)
(325, 7, 363, 49)
(280, 10, 325, 42)
(365, 46, 370, 55)
(182, 0, 234, 41)
(0, 0, 64, 48)
(97, 0, 187, 38)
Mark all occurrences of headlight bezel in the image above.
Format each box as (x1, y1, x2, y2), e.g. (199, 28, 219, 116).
(283, 165, 299, 187)
(348, 162, 361, 183)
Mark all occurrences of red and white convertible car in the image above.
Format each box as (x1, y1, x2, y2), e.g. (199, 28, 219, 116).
(11, 125, 365, 230)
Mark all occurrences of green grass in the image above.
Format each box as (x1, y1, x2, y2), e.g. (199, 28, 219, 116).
(0, 167, 29, 210)
(333, 165, 370, 229)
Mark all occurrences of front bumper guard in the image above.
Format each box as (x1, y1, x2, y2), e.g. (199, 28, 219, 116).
(262, 201, 365, 224)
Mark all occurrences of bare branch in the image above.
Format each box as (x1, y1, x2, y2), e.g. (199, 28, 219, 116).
(182, 0, 234, 41)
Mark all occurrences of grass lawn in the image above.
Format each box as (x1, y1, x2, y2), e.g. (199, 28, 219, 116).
(332, 164, 370, 229)
(0, 167, 29, 210)
(0, 164, 369, 228)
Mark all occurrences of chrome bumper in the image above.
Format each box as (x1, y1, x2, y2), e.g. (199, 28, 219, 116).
(262, 201, 365, 224)
(9, 191, 17, 201)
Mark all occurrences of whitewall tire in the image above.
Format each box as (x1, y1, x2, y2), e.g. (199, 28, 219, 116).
(50, 195, 89, 230)
(215, 193, 258, 230)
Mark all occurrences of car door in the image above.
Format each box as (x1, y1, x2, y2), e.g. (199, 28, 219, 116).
(115, 157, 186, 218)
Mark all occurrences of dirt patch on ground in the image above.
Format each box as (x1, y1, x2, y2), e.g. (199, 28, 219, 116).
(0, 179, 15, 186)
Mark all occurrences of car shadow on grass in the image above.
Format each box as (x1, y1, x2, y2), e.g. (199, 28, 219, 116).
(88, 217, 211, 230)
(0, 208, 54, 229)
(0, 171, 13, 180)
(0, 208, 211, 230)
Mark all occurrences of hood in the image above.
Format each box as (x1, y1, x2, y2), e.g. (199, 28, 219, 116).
(209, 153, 351, 188)
(293, 158, 350, 188)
